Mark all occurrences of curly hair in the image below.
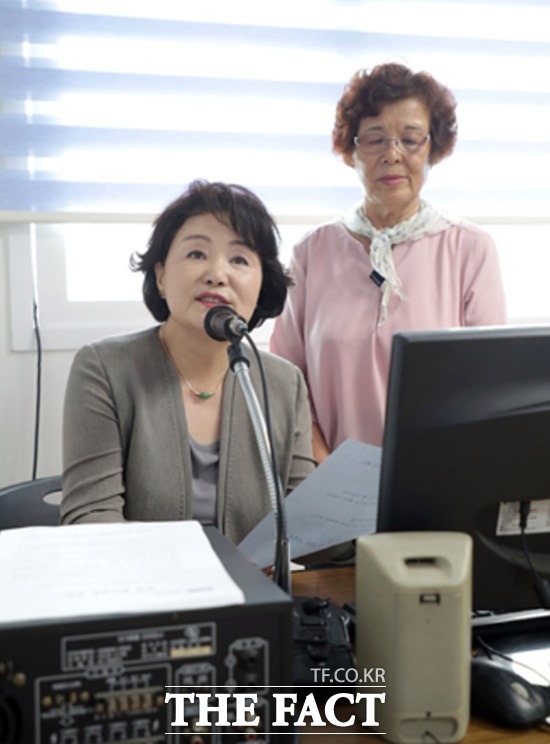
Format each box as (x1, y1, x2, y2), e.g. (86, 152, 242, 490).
(332, 62, 457, 166)
(130, 180, 292, 331)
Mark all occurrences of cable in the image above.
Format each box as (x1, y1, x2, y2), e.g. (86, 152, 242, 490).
(245, 332, 287, 544)
(242, 333, 289, 591)
(29, 222, 42, 481)
(474, 637, 550, 686)
(31, 296, 42, 480)
(422, 733, 441, 744)
(519, 501, 550, 609)
(226, 332, 289, 590)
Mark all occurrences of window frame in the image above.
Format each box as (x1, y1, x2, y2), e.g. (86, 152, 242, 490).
(6, 214, 550, 353)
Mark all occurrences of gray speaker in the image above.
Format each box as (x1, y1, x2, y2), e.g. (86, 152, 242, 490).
(355, 532, 472, 743)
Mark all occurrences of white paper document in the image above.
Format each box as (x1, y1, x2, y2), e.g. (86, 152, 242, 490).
(0, 521, 244, 625)
(238, 439, 381, 568)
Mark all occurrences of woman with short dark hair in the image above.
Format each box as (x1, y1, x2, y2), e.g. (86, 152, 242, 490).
(271, 62, 507, 460)
(61, 180, 315, 541)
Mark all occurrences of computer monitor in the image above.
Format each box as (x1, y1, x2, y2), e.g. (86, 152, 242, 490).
(377, 325, 550, 613)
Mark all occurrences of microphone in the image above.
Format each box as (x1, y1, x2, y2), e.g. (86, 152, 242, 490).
(369, 269, 385, 287)
(204, 305, 249, 343)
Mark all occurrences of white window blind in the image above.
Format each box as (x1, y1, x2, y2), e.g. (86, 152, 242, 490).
(2, 0, 550, 349)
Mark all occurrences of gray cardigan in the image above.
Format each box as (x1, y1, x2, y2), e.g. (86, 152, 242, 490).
(61, 327, 316, 544)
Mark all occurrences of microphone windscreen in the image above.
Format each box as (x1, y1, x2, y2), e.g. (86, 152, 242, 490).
(204, 305, 237, 341)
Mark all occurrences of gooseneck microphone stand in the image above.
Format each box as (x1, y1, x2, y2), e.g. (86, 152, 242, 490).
(204, 304, 291, 595)
(204, 305, 292, 595)
(205, 306, 301, 741)
(226, 339, 291, 595)
(204, 306, 354, 715)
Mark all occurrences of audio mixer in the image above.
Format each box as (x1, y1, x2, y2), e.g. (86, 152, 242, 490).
(0, 527, 292, 743)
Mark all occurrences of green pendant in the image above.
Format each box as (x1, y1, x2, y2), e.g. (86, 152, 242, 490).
(197, 391, 214, 400)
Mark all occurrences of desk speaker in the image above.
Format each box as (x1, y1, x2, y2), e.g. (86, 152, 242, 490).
(356, 532, 472, 743)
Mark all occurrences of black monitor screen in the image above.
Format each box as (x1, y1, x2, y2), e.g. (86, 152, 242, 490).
(377, 325, 550, 612)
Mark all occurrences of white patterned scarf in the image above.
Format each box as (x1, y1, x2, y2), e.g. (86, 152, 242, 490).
(342, 199, 457, 326)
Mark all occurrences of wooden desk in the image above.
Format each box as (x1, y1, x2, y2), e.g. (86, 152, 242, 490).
(292, 566, 550, 743)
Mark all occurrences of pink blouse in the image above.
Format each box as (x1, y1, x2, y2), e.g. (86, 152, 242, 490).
(270, 220, 507, 449)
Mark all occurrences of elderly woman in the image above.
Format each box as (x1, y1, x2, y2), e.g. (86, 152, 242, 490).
(61, 180, 316, 542)
(271, 62, 507, 461)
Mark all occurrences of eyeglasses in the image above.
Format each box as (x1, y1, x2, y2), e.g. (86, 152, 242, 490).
(354, 132, 430, 155)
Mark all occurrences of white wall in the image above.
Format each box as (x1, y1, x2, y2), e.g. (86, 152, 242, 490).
(0, 232, 75, 488)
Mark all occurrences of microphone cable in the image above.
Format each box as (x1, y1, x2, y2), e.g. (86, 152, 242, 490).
(244, 332, 288, 543)
(204, 305, 289, 588)
(241, 331, 288, 581)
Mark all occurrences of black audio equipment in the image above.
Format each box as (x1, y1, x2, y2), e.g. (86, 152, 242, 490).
(0, 527, 292, 744)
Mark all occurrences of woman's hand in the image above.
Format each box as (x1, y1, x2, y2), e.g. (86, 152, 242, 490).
(312, 423, 330, 464)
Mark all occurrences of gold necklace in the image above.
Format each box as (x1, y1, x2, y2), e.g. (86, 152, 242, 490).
(181, 374, 224, 400)
(160, 330, 226, 400)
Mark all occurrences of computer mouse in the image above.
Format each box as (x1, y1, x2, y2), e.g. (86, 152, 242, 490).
(470, 655, 550, 728)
